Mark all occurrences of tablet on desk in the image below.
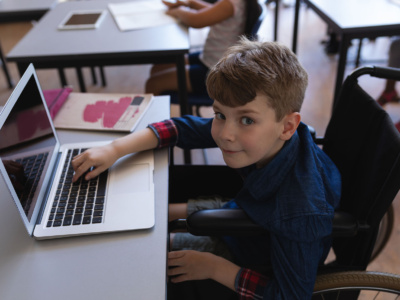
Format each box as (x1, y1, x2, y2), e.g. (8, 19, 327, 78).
(58, 10, 107, 30)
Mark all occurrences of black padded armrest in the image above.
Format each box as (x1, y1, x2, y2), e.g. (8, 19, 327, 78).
(185, 209, 361, 238)
(332, 211, 359, 237)
(187, 209, 265, 236)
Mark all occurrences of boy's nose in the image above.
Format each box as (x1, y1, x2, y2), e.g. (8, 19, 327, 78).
(220, 122, 236, 142)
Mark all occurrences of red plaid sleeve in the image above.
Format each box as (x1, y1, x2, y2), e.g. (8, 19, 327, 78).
(235, 268, 269, 300)
(148, 119, 178, 148)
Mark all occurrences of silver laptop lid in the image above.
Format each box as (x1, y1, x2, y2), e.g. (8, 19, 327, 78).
(0, 64, 61, 235)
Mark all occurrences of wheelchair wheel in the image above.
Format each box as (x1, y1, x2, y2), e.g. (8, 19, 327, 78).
(313, 271, 400, 299)
(370, 204, 395, 262)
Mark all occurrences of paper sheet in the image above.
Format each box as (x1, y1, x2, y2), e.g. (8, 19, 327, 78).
(108, 0, 178, 31)
(53, 93, 154, 132)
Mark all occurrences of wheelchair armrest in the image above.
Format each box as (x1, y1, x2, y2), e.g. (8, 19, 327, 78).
(187, 209, 265, 236)
(184, 209, 361, 238)
(169, 219, 188, 232)
(332, 211, 359, 237)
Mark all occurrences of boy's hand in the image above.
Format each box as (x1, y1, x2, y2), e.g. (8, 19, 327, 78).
(168, 250, 240, 290)
(168, 250, 215, 282)
(71, 144, 118, 182)
(162, 0, 183, 9)
(165, 7, 179, 18)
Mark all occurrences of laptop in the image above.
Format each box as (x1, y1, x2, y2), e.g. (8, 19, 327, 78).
(0, 64, 155, 240)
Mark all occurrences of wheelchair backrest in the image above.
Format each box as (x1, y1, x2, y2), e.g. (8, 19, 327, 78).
(322, 69, 400, 268)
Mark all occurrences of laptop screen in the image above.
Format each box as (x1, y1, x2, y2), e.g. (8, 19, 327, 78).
(0, 75, 57, 221)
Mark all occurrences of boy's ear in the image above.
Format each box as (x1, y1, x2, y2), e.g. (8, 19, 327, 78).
(280, 112, 301, 141)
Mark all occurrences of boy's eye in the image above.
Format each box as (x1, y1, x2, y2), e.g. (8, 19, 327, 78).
(215, 112, 226, 120)
(241, 117, 254, 125)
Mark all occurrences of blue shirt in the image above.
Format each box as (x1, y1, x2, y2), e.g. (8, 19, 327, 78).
(150, 115, 341, 299)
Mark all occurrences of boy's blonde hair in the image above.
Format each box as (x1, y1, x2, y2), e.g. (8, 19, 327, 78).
(206, 37, 308, 121)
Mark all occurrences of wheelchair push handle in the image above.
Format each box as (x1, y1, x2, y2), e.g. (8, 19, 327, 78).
(349, 66, 400, 82)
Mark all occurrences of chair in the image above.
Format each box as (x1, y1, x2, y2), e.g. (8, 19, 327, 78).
(57, 66, 106, 92)
(0, 41, 13, 89)
(168, 66, 400, 299)
(164, 1, 266, 117)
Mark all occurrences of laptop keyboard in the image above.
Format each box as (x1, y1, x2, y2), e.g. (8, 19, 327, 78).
(46, 148, 108, 227)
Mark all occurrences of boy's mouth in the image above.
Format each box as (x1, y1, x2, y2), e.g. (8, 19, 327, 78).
(221, 148, 241, 154)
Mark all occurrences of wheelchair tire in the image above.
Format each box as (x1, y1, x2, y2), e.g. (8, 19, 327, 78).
(313, 271, 400, 298)
(369, 204, 395, 262)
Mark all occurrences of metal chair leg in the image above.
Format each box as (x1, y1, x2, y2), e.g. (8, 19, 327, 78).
(0, 42, 13, 89)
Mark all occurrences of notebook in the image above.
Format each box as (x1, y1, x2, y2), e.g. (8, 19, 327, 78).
(0, 64, 155, 240)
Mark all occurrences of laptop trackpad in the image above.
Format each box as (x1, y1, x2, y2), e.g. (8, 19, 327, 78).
(108, 163, 150, 195)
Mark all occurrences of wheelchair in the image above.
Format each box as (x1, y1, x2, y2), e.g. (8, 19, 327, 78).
(168, 66, 400, 299)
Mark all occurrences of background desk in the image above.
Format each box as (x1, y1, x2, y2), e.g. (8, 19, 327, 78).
(0, 96, 170, 300)
(0, 0, 57, 22)
(292, 0, 400, 108)
(0, 0, 56, 88)
(6, 1, 191, 116)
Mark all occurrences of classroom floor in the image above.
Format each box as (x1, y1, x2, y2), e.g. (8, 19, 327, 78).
(0, 0, 399, 278)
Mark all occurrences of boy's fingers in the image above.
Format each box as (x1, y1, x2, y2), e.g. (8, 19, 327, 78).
(168, 250, 186, 259)
(169, 273, 190, 283)
(72, 172, 83, 182)
(168, 266, 191, 283)
(170, 275, 185, 283)
(167, 266, 184, 276)
(72, 160, 92, 182)
(71, 152, 85, 166)
(168, 251, 188, 268)
(85, 167, 103, 181)
(168, 257, 182, 267)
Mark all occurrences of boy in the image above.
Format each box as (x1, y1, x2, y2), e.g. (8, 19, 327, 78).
(72, 38, 341, 299)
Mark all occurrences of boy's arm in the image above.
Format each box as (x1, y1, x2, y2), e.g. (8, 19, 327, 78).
(186, 0, 213, 10)
(72, 115, 213, 182)
(162, 0, 211, 10)
(171, 115, 217, 149)
(71, 127, 158, 182)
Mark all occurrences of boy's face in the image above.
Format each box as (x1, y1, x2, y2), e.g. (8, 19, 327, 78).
(211, 94, 298, 169)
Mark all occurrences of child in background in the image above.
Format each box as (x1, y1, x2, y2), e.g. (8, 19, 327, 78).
(72, 38, 341, 299)
(377, 37, 400, 106)
(145, 0, 257, 98)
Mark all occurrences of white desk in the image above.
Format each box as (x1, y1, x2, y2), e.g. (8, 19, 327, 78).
(0, 96, 170, 300)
